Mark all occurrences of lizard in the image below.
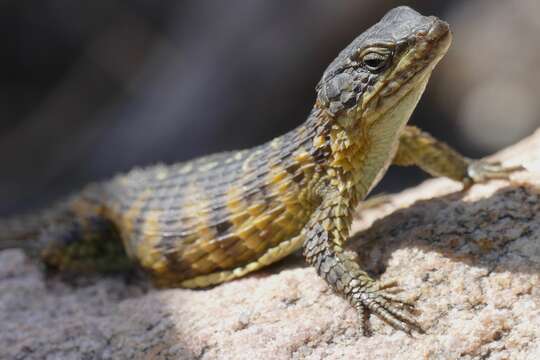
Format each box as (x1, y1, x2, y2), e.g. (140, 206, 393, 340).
(0, 6, 523, 335)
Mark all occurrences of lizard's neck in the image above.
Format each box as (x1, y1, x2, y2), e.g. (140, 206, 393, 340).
(306, 71, 431, 206)
(309, 114, 371, 207)
(273, 109, 364, 207)
(267, 83, 415, 212)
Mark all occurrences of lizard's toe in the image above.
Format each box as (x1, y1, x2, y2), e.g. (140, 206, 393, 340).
(466, 160, 525, 184)
(351, 283, 423, 336)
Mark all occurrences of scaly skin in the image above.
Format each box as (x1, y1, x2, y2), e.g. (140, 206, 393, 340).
(0, 7, 522, 335)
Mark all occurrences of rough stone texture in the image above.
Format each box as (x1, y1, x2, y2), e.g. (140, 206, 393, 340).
(1, 129, 540, 360)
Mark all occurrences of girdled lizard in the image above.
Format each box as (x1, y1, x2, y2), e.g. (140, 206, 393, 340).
(0, 7, 522, 335)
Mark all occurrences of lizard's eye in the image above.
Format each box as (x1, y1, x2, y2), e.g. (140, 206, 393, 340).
(362, 51, 391, 72)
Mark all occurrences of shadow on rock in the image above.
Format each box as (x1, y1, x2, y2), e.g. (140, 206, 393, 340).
(349, 184, 540, 278)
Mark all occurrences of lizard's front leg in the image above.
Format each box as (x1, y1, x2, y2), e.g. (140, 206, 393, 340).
(393, 126, 523, 187)
(302, 192, 422, 335)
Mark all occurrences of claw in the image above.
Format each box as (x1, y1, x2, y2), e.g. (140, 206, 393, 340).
(466, 160, 525, 184)
(356, 303, 371, 336)
(379, 292, 417, 308)
(351, 280, 423, 335)
(372, 279, 399, 291)
(368, 297, 421, 334)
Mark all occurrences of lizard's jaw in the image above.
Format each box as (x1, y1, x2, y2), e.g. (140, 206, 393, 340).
(359, 17, 451, 127)
(327, 18, 451, 198)
(353, 21, 450, 196)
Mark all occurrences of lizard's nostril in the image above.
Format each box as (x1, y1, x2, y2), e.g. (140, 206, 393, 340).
(428, 19, 450, 41)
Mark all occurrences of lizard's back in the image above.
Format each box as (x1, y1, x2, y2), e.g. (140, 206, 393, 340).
(50, 116, 324, 286)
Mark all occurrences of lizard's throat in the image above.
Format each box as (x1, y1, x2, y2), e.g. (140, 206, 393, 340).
(329, 72, 431, 199)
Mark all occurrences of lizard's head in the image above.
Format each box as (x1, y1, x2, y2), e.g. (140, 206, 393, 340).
(316, 6, 451, 128)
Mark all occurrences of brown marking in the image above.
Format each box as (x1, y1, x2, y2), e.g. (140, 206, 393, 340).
(215, 219, 233, 235)
(180, 181, 234, 272)
(69, 197, 104, 219)
(222, 184, 259, 263)
(117, 189, 152, 255)
(137, 210, 168, 273)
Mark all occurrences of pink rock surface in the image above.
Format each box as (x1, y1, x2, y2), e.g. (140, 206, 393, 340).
(2, 128, 540, 359)
(2, 128, 539, 360)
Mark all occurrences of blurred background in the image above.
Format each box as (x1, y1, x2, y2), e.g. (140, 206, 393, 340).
(1, 0, 539, 216)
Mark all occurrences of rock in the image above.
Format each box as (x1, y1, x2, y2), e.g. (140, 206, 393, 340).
(1, 130, 540, 359)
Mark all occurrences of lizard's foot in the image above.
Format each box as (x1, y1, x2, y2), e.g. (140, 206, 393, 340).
(350, 280, 423, 336)
(465, 160, 525, 187)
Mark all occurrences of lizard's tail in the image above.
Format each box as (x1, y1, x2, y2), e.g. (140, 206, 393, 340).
(0, 187, 131, 273)
(0, 203, 72, 251)
(0, 182, 110, 251)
